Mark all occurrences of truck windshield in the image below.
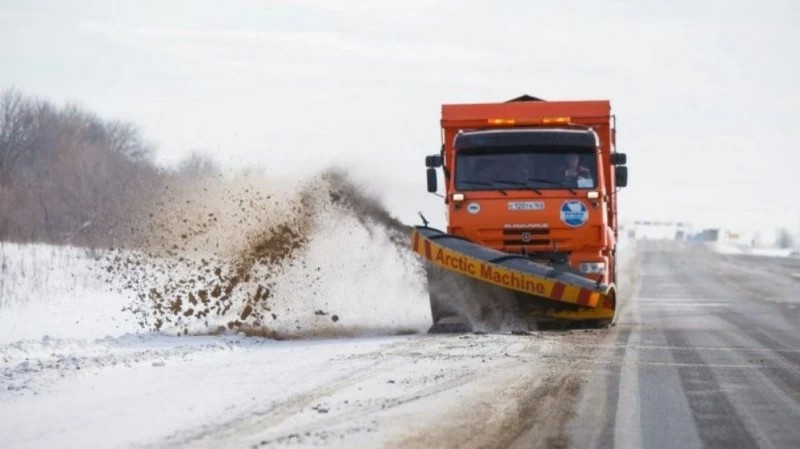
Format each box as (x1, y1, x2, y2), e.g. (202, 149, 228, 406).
(455, 148, 597, 191)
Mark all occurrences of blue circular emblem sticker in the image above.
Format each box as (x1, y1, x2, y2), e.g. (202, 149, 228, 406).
(560, 200, 588, 227)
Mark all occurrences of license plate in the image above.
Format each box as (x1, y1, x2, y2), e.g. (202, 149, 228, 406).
(508, 201, 545, 211)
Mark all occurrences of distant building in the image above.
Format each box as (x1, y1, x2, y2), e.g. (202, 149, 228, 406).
(697, 228, 750, 245)
(621, 220, 693, 241)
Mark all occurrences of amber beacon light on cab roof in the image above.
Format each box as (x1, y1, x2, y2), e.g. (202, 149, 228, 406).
(413, 94, 629, 331)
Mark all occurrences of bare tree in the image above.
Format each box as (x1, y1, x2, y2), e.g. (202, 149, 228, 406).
(106, 120, 155, 163)
(177, 151, 220, 178)
(0, 89, 35, 185)
(0, 88, 165, 246)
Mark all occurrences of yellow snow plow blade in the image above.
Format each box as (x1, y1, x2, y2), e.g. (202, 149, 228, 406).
(412, 226, 615, 329)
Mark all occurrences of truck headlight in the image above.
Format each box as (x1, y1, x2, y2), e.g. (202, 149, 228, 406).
(579, 262, 606, 274)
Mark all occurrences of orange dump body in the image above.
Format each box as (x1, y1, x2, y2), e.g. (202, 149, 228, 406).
(439, 99, 620, 285)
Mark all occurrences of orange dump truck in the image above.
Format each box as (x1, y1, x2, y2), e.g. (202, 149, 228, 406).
(412, 95, 628, 331)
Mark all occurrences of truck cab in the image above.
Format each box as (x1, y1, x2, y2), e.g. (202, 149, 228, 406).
(425, 96, 628, 287)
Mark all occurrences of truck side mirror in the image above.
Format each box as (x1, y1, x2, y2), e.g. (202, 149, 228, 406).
(425, 155, 443, 168)
(610, 153, 627, 165)
(615, 166, 628, 187)
(426, 168, 438, 193)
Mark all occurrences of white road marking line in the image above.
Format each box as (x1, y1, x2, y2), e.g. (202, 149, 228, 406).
(614, 303, 643, 449)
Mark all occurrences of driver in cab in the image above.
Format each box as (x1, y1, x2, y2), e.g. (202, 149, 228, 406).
(560, 154, 593, 188)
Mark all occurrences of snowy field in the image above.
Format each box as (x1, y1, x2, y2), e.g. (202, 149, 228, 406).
(0, 243, 142, 343)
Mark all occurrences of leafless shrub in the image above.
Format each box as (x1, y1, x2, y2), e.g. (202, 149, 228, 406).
(0, 87, 165, 247)
(176, 151, 221, 178)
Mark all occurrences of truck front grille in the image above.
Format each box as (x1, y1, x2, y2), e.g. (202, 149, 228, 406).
(501, 229, 550, 247)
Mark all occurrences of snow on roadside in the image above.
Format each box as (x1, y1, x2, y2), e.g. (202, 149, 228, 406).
(0, 243, 140, 344)
(0, 333, 434, 449)
(0, 333, 271, 396)
(0, 332, 573, 449)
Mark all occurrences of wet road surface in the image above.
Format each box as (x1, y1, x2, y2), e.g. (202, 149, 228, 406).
(571, 241, 800, 448)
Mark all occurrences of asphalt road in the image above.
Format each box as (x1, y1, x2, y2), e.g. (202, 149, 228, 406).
(570, 241, 800, 448)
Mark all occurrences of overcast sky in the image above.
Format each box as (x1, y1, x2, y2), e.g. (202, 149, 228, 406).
(1, 0, 798, 234)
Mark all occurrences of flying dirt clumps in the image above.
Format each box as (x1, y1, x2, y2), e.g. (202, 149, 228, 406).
(105, 176, 315, 336)
(324, 171, 412, 251)
(104, 169, 427, 338)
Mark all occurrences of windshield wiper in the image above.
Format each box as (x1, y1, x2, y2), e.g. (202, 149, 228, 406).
(491, 179, 542, 195)
(459, 180, 507, 196)
(526, 178, 577, 195)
